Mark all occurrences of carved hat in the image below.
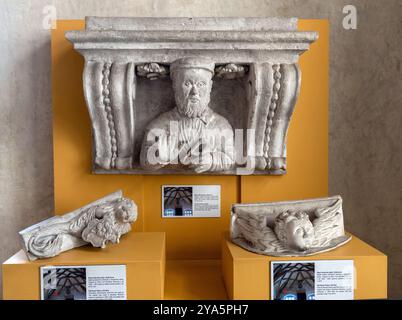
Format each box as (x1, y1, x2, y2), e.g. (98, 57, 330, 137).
(170, 57, 215, 78)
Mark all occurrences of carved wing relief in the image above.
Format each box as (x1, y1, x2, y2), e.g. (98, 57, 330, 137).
(232, 212, 286, 253)
(312, 199, 344, 247)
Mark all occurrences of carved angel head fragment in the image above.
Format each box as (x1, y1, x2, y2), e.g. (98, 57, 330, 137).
(231, 196, 351, 256)
(274, 211, 315, 251)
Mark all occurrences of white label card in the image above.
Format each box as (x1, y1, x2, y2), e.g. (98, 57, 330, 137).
(271, 260, 354, 300)
(40, 265, 127, 300)
(162, 185, 221, 218)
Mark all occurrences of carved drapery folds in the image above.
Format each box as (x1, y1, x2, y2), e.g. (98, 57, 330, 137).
(66, 17, 317, 175)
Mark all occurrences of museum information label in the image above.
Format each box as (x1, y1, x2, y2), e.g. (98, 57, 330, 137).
(162, 185, 221, 218)
(271, 260, 354, 300)
(40, 265, 127, 300)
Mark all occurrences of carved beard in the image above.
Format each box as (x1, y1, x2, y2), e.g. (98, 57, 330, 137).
(177, 98, 208, 119)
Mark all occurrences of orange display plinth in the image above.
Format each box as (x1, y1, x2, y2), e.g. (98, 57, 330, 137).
(222, 233, 387, 300)
(2, 232, 165, 300)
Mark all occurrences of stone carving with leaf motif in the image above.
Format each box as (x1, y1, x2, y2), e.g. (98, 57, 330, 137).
(19, 191, 137, 260)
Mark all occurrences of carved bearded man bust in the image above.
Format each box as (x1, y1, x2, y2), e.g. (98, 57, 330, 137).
(140, 57, 235, 173)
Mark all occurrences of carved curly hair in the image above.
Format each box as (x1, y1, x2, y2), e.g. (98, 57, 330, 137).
(274, 210, 314, 247)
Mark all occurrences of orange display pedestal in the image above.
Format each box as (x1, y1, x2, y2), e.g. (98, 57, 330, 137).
(2, 232, 165, 300)
(222, 233, 387, 300)
(165, 260, 227, 300)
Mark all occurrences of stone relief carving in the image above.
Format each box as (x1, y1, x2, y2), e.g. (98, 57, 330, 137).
(66, 17, 318, 175)
(19, 191, 137, 261)
(140, 57, 235, 173)
(230, 196, 351, 256)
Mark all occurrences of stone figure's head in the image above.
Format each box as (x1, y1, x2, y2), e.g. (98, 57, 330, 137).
(81, 197, 137, 248)
(170, 57, 214, 118)
(274, 211, 315, 251)
(113, 197, 137, 224)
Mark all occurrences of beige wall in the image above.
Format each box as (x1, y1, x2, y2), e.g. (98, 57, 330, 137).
(1, 0, 401, 298)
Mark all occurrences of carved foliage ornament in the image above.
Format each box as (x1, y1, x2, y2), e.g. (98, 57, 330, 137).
(19, 191, 137, 261)
(230, 196, 351, 256)
(65, 17, 318, 175)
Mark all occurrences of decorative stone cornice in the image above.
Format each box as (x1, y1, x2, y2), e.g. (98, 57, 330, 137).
(66, 17, 317, 58)
(66, 17, 318, 175)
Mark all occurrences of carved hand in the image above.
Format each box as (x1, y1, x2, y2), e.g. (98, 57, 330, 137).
(156, 133, 170, 164)
(189, 152, 213, 173)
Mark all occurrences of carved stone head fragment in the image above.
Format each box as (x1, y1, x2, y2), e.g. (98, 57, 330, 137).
(81, 198, 137, 248)
(19, 191, 138, 260)
(274, 211, 315, 251)
(170, 57, 215, 118)
(231, 196, 351, 256)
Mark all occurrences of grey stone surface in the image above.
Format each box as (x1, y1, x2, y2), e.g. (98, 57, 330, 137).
(66, 18, 316, 175)
(231, 196, 351, 256)
(0, 0, 401, 298)
(19, 190, 137, 261)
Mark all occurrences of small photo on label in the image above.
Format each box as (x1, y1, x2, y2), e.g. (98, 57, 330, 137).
(42, 267, 86, 300)
(163, 186, 193, 217)
(271, 260, 354, 300)
(41, 265, 127, 300)
(272, 262, 315, 300)
(162, 185, 221, 218)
